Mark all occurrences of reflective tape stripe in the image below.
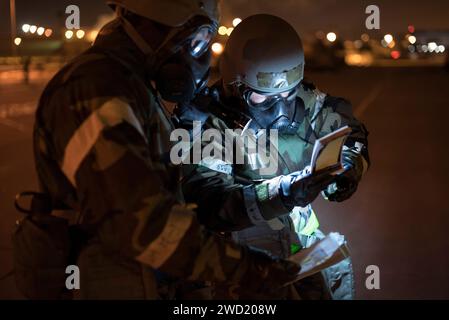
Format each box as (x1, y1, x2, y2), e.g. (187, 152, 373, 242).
(136, 204, 194, 269)
(243, 185, 265, 225)
(61, 98, 145, 187)
(299, 209, 320, 236)
(199, 158, 233, 175)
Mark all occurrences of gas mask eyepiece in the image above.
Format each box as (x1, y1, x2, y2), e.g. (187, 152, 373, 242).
(155, 24, 216, 103)
(240, 88, 299, 134)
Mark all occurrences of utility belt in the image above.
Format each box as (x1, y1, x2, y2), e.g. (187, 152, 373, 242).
(12, 191, 90, 299)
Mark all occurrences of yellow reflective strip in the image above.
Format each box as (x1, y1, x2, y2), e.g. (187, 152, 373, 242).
(61, 98, 145, 187)
(136, 204, 194, 269)
(299, 209, 320, 236)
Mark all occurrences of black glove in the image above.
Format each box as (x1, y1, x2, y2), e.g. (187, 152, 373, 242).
(238, 247, 301, 299)
(323, 149, 363, 202)
(280, 168, 336, 208)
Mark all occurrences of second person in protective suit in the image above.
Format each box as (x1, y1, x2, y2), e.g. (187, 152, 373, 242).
(176, 14, 370, 300)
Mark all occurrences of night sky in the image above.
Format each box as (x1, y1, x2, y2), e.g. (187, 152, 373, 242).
(0, 0, 448, 39)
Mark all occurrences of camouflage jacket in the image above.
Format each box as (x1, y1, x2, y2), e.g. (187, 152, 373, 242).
(180, 81, 370, 258)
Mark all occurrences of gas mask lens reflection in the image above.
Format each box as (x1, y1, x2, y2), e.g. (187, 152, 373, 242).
(249, 92, 268, 104)
(190, 27, 213, 58)
(248, 90, 294, 107)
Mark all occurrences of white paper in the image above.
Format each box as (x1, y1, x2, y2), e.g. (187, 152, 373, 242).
(287, 232, 349, 283)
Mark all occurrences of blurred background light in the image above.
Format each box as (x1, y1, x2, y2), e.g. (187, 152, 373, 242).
(408, 35, 417, 44)
(428, 42, 437, 52)
(384, 34, 393, 44)
(218, 26, 228, 36)
(87, 30, 99, 42)
(361, 33, 370, 42)
(44, 29, 53, 37)
(22, 24, 30, 33)
(387, 40, 396, 48)
(326, 32, 337, 42)
(14, 37, 22, 46)
(37, 27, 45, 36)
(76, 29, 85, 39)
(391, 50, 401, 59)
(232, 18, 242, 27)
(29, 25, 37, 34)
(65, 30, 74, 40)
(211, 42, 224, 55)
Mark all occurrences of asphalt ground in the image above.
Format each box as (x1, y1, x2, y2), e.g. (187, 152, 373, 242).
(1, 66, 448, 299)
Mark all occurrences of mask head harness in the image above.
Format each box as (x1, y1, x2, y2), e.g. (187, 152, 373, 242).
(117, 7, 218, 103)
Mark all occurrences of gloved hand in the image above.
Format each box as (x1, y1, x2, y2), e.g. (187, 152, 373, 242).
(280, 167, 336, 209)
(323, 149, 363, 202)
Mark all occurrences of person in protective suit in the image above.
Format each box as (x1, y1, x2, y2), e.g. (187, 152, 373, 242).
(177, 14, 370, 300)
(20, 2, 302, 300)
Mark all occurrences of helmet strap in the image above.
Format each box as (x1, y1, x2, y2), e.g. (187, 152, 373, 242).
(118, 12, 200, 79)
(117, 9, 154, 55)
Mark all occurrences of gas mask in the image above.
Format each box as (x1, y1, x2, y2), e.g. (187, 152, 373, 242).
(240, 87, 303, 135)
(155, 37, 212, 103)
(120, 14, 216, 103)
